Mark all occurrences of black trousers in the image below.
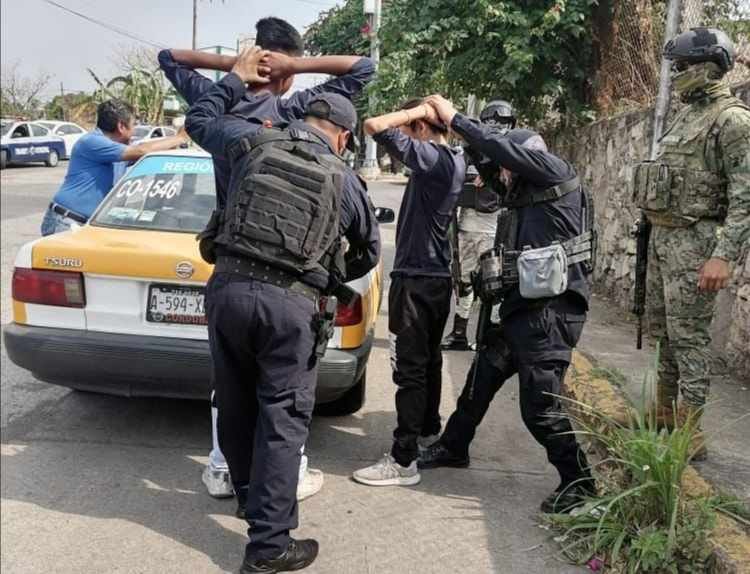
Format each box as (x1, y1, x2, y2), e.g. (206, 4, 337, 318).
(389, 275, 452, 466)
(206, 272, 317, 560)
(441, 296, 591, 486)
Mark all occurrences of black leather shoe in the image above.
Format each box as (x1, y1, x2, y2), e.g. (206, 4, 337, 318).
(418, 441, 470, 469)
(540, 482, 595, 514)
(240, 538, 319, 573)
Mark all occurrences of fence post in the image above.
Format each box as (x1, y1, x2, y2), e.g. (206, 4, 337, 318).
(650, 0, 682, 159)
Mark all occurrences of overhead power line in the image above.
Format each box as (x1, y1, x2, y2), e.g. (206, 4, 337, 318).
(39, 0, 166, 49)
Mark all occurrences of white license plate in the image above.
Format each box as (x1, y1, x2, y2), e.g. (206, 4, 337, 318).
(147, 284, 206, 325)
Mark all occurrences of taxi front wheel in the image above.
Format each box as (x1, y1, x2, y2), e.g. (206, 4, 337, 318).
(45, 150, 59, 168)
(0, 150, 7, 169)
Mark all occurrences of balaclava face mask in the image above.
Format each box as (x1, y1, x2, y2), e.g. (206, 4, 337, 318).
(672, 61, 730, 102)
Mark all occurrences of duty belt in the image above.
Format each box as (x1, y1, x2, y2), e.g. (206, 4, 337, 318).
(494, 231, 594, 287)
(214, 256, 321, 303)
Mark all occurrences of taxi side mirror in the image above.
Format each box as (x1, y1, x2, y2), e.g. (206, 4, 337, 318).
(374, 207, 395, 224)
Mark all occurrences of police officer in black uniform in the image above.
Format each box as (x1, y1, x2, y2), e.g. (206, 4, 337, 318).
(421, 94, 595, 514)
(186, 47, 380, 573)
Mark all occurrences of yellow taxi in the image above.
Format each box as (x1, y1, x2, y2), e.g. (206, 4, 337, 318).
(4, 149, 386, 415)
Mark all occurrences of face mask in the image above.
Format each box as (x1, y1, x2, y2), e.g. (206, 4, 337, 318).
(672, 61, 724, 99)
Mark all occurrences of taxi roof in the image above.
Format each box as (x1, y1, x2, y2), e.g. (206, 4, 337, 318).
(141, 147, 210, 159)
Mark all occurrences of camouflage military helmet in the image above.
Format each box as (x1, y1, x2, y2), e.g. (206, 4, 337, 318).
(664, 27, 735, 73)
(480, 99, 516, 128)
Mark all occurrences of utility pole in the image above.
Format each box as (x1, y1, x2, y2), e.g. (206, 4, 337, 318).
(60, 82, 66, 121)
(650, 0, 681, 159)
(360, 0, 381, 178)
(192, 0, 198, 50)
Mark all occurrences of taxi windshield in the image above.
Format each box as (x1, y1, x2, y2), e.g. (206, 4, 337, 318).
(91, 155, 216, 233)
(1, 121, 12, 137)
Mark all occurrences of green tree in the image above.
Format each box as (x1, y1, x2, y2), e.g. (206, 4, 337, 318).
(305, 0, 598, 125)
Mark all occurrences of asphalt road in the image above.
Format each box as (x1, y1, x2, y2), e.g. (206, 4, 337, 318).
(1, 165, 583, 574)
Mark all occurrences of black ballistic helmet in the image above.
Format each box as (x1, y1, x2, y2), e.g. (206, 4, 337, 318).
(480, 99, 516, 128)
(663, 27, 736, 73)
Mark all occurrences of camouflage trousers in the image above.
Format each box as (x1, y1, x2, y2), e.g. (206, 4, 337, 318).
(455, 231, 495, 320)
(647, 220, 719, 408)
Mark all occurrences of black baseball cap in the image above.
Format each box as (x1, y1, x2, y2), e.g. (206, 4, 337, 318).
(305, 92, 359, 151)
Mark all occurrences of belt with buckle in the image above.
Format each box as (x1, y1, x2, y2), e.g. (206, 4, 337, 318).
(214, 256, 321, 303)
(50, 203, 87, 224)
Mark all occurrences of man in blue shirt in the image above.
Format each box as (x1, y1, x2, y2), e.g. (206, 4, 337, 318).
(352, 98, 465, 487)
(160, 16, 375, 504)
(41, 99, 187, 235)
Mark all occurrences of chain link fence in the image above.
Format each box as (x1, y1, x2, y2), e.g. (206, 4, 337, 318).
(594, 0, 750, 115)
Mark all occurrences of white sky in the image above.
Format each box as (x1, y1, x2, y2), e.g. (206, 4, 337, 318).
(1, 0, 346, 100)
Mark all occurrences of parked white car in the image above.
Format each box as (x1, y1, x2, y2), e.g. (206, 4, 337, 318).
(37, 121, 87, 159)
(130, 125, 177, 144)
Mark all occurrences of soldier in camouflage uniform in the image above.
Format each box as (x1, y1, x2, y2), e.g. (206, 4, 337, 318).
(442, 100, 516, 350)
(634, 27, 750, 457)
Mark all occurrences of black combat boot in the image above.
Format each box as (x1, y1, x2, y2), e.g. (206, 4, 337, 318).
(418, 440, 470, 469)
(540, 478, 596, 514)
(441, 315, 470, 350)
(241, 538, 319, 573)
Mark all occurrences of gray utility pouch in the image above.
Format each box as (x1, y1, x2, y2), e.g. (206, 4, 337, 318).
(517, 243, 568, 299)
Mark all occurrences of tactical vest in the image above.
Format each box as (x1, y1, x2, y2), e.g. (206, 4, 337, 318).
(501, 176, 596, 273)
(476, 176, 596, 303)
(215, 127, 345, 276)
(633, 95, 749, 226)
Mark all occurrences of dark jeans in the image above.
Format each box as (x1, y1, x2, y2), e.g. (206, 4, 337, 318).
(389, 275, 452, 466)
(441, 296, 591, 486)
(206, 272, 317, 560)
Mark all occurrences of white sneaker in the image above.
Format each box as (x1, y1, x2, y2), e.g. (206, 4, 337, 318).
(352, 454, 421, 486)
(417, 434, 440, 451)
(297, 468, 325, 501)
(202, 465, 234, 498)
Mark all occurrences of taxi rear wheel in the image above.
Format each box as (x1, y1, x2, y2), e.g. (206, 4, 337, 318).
(46, 150, 59, 168)
(315, 369, 366, 417)
(0, 150, 7, 169)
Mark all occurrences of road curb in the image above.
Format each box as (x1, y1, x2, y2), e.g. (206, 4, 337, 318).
(563, 351, 750, 574)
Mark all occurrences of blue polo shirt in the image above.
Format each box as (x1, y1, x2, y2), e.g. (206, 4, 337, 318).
(51, 129, 127, 218)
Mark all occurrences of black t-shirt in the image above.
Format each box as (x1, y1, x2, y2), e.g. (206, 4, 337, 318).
(373, 128, 465, 277)
(452, 114, 591, 317)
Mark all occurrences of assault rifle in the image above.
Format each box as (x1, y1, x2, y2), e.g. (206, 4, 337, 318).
(631, 215, 651, 350)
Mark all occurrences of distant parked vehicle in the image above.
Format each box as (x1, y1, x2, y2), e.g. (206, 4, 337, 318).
(37, 121, 88, 159)
(129, 125, 177, 144)
(0, 119, 66, 169)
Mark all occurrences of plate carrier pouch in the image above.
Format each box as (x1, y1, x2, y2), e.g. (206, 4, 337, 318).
(632, 95, 749, 223)
(517, 243, 568, 299)
(456, 165, 502, 213)
(216, 127, 345, 276)
(476, 175, 596, 300)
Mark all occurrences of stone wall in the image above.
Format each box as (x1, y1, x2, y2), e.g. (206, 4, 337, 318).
(550, 82, 750, 378)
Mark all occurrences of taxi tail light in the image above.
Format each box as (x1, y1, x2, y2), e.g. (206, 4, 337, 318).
(12, 268, 86, 308)
(335, 297, 362, 327)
